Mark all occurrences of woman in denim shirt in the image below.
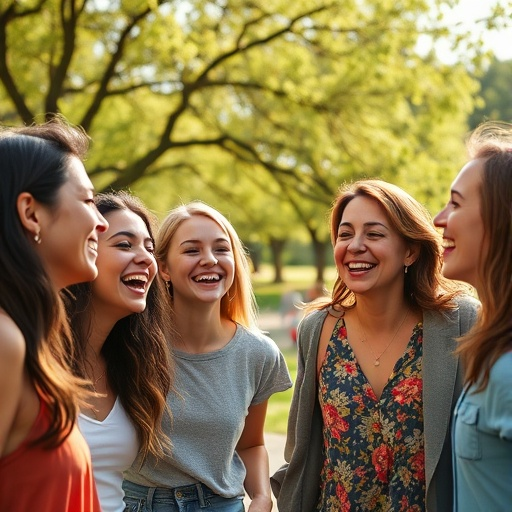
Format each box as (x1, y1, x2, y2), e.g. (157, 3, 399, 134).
(435, 121, 512, 511)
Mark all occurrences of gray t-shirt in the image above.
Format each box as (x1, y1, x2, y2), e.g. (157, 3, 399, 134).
(124, 323, 292, 498)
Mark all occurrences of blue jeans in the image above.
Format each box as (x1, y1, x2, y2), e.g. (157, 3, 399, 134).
(123, 480, 245, 512)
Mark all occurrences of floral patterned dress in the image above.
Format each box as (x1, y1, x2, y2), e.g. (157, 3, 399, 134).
(316, 317, 425, 512)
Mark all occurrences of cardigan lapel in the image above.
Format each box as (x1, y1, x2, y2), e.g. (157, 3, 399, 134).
(422, 307, 461, 488)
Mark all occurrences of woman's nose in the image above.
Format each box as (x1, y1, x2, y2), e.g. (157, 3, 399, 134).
(433, 207, 447, 227)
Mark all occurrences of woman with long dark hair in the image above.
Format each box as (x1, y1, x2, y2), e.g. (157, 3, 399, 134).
(0, 117, 108, 511)
(65, 191, 173, 512)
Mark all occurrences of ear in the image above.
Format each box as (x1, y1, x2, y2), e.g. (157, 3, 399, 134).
(405, 243, 420, 267)
(159, 262, 171, 282)
(16, 192, 41, 238)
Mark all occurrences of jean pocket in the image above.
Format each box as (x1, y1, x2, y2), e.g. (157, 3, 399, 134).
(123, 496, 145, 512)
(454, 402, 482, 460)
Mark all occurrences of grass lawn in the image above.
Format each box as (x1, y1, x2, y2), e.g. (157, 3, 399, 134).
(251, 264, 336, 434)
(252, 264, 337, 310)
(264, 346, 298, 434)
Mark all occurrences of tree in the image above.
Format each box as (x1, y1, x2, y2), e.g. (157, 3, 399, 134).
(469, 57, 512, 128)
(0, 0, 489, 281)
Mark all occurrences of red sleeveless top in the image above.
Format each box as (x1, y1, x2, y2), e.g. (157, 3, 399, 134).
(0, 398, 100, 511)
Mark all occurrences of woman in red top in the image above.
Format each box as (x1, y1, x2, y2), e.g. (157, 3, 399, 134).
(0, 117, 108, 511)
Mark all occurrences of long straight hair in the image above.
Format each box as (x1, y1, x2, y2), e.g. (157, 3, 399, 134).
(0, 117, 91, 447)
(457, 122, 512, 389)
(65, 191, 174, 462)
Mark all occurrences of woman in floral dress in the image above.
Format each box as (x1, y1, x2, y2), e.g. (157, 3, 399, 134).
(272, 179, 479, 512)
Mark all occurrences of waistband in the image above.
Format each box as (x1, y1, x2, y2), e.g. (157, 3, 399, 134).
(123, 480, 218, 506)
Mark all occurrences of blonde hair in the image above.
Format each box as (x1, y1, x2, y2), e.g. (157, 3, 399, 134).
(156, 201, 259, 330)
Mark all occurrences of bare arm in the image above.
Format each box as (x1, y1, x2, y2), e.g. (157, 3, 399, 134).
(236, 401, 273, 512)
(0, 312, 25, 455)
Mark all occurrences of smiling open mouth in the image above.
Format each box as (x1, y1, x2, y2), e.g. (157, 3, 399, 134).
(122, 274, 148, 291)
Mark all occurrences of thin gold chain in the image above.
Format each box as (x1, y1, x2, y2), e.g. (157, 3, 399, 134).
(356, 308, 409, 367)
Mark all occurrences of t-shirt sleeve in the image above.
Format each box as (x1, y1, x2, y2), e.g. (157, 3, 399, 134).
(485, 352, 512, 441)
(251, 335, 292, 405)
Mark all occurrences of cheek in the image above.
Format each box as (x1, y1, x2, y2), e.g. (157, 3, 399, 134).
(148, 259, 158, 281)
(333, 243, 346, 266)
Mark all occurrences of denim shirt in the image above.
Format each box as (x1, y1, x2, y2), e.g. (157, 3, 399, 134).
(452, 352, 512, 511)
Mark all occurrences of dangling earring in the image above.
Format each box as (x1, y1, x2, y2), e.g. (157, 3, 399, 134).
(34, 230, 41, 244)
(404, 265, 408, 274)
(165, 280, 173, 298)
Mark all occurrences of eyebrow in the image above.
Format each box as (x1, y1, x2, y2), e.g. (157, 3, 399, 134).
(338, 221, 389, 230)
(107, 230, 153, 243)
(451, 190, 464, 200)
(180, 237, 229, 246)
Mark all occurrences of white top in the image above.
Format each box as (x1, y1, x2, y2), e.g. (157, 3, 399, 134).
(79, 397, 139, 512)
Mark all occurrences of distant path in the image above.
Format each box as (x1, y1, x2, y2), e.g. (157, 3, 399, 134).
(248, 310, 293, 510)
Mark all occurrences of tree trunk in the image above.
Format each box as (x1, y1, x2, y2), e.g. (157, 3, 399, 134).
(269, 237, 286, 283)
(312, 237, 328, 284)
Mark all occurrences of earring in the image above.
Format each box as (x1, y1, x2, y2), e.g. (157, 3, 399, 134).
(404, 265, 409, 274)
(34, 231, 41, 244)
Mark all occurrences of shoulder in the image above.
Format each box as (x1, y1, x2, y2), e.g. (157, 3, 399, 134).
(490, 352, 512, 383)
(453, 294, 481, 316)
(425, 295, 480, 328)
(299, 308, 328, 331)
(0, 311, 25, 364)
(236, 324, 282, 357)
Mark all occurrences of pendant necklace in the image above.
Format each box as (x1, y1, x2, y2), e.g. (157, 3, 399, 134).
(87, 368, 107, 394)
(357, 308, 409, 367)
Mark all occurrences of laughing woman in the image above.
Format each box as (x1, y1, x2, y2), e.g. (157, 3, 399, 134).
(272, 180, 479, 512)
(65, 192, 173, 512)
(434, 121, 512, 511)
(0, 118, 108, 511)
(123, 201, 292, 512)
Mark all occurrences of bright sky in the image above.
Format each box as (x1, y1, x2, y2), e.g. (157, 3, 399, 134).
(431, 0, 512, 62)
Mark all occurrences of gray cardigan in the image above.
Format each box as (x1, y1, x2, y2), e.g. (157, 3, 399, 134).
(271, 297, 479, 512)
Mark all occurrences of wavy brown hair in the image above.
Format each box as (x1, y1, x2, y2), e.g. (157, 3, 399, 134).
(0, 116, 91, 447)
(457, 121, 512, 390)
(64, 191, 174, 462)
(310, 179, 467, 314)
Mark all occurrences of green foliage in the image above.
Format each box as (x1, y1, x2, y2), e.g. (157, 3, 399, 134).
(469, 58, 512, 129)
(0, 0, 493, 246)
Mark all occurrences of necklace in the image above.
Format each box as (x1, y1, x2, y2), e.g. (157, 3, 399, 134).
(86, 368, 107, 394)
(356, 308, 409, 367)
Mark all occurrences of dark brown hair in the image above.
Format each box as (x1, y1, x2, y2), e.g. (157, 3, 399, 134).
(64, 191, 174, 462)
(0, 116, 91, 447)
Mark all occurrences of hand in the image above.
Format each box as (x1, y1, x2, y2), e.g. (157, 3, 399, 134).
(247, 494, 273, 512)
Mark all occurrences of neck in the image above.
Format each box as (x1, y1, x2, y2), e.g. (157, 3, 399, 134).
(355, 294, 411, 333)
(172, 299, 234, 353)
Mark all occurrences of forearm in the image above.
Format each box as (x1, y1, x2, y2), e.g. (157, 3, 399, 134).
(238, 444, 273, 511)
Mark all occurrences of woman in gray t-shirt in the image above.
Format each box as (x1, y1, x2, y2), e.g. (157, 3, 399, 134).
(123, 201, 292, 512)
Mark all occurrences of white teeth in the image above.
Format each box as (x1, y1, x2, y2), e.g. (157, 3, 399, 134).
(442, 239, 455, 249)
(122, 274, 148, 283)
(88, 241, 98, 251)
(194, 274, 220, 282)
(348, 262, 374, 270)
